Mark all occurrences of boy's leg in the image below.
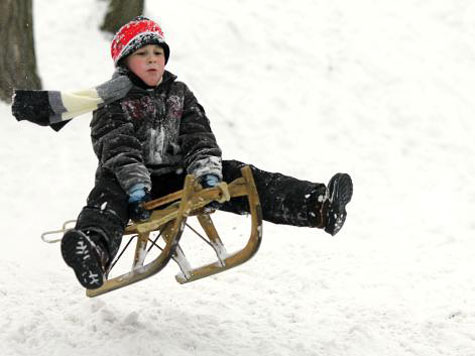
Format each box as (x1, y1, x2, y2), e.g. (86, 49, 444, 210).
(61, 168, 129, 288)
(74, 169, 129, 257)
(220, 160, 329, 228)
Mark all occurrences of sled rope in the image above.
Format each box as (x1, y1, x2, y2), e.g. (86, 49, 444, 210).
(185, 222, 214, 248)
(147, 231, 165, 253)
(108, 235, 137, 273)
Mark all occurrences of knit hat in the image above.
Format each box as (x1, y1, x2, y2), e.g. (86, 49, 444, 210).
(111, 16, 170, 66)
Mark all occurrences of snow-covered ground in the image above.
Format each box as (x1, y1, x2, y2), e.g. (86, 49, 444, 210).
(2, 0, 475, 355)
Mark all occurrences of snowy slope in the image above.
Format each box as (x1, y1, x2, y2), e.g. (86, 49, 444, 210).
(2, 0, 475, 355)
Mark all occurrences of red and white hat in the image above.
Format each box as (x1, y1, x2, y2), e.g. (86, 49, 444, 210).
(111, 16, 170, 66)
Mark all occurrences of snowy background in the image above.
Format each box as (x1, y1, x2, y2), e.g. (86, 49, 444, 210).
(1, 0, 475, 355)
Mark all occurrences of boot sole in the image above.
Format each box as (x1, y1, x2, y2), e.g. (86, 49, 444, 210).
(61, 230, 105, 289)
(325, 173, 353, 236)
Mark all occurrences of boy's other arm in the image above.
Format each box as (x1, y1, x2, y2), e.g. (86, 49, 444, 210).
(179, 87, 222, 180)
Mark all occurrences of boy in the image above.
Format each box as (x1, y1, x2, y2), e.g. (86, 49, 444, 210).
(13, 16, 353, 290)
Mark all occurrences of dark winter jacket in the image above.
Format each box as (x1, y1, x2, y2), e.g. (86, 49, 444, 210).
(90, 70, 222, 195)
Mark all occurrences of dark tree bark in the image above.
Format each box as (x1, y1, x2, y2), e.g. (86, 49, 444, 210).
(101, 0, 144, 34)
(0, 0, 41, 103)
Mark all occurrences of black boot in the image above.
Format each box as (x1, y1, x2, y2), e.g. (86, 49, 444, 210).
(324, 173, 353, 236)
(61, 229, 110, 289)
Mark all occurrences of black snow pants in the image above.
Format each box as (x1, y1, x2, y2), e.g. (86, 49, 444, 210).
(75, 160, 327, 258)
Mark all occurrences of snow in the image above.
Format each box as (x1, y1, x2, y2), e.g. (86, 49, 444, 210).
(2, 0, 475, 355)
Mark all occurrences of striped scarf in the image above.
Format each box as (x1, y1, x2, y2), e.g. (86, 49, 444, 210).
(11, 69, 133, 131)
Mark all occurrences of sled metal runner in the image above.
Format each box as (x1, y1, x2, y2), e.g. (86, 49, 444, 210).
(41, 166, 263, 297)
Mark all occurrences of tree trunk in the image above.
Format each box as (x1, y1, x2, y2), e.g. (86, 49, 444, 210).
(101, 0, 144, 34)
(0, 0, 41, 103)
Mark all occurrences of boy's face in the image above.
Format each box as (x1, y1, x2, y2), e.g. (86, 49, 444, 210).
(124, 44, 166, 87)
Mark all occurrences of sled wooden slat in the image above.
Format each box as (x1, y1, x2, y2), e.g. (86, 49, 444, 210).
(132, 232, 150, 269)
(197, 214, 227, 265)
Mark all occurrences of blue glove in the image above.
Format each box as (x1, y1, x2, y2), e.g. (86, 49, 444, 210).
(128, 185, 147, 203)
(200, 174, 220, 188)
(199, 174, 222, 212)
(128, 184, 151, 221)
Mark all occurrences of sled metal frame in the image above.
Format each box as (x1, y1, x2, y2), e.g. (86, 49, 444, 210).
(41, 166, 262, 298)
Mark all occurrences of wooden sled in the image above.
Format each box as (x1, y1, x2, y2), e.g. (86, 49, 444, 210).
(41, 166, 263, 298)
